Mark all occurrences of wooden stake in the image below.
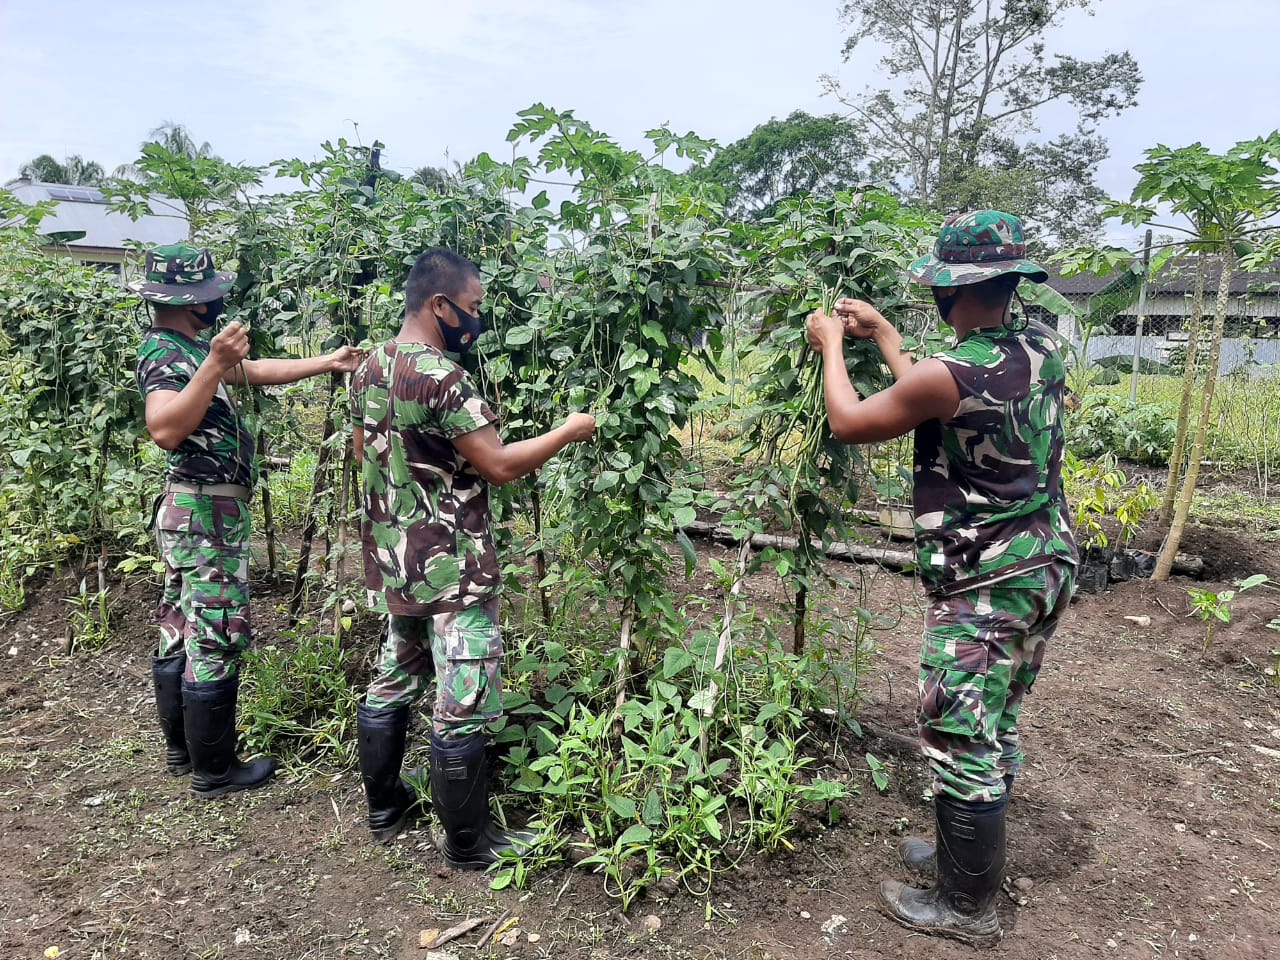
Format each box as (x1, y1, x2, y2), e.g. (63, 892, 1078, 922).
(700, 537, 752, 758)
(258, 432, 278, 578)
(332, 441, 352, 638)
(289, 374, 341, 622)
(613, 601, 635, 734)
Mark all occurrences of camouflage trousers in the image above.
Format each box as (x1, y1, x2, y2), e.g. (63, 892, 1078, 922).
(154, 492, 252, 683)
(918, 561, 1074, 803)
(365, 598, 503, 739)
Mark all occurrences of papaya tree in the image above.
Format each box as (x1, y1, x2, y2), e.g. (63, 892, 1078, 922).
(1107, 135, 1280, 579)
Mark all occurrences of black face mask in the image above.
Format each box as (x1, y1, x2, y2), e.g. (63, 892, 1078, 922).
(932, 288, 956, 324)
(439, 296, 484, 355)
(195, 297, 225, 328)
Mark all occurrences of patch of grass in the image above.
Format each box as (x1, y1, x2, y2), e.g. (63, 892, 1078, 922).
(1190, 491, 1280, 539)
(1093, 373, 1280, 477)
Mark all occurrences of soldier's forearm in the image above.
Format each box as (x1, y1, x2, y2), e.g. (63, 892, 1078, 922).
(875, 328, 914, 381)
(236, 356, 334, 386)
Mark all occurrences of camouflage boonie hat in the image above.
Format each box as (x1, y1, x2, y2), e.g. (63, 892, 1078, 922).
(909, 210, 1048, 287)
(126, 243, 235, 305)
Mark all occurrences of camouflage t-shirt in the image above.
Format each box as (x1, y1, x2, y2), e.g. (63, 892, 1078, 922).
(913, 320, 1078, 596)
(135, 327, 255, 487)
(352, 341, 500, 616)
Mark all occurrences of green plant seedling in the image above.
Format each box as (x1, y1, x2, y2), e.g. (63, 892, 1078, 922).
(1188, 573, 1270, 653)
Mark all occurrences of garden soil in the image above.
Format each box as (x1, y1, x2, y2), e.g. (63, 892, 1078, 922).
(2, 523, 1277, 960)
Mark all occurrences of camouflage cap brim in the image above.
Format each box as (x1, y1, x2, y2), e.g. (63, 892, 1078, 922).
(126, 271, 236, 305)
(907, 253, 1048, 287)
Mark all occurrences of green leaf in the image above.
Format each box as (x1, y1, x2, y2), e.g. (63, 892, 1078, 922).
(490, 868, 515, 890)
(866, 752, 889, 792)
(676, 530, 698, 578)
(642, 788, 663, 826)
(688, 687, 716, 713)
(505, 325, 536, 346)
(616, 824, 652, 847)
(661, 646, 695, 679)
(604, 795, 637, 820)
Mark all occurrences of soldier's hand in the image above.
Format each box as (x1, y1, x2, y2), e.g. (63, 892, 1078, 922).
(328, 344, 365, 373)
(834, 299, 891, 339)
(806, 310, 843, 353)
(210, 321, 250, 371)
(563, 412, 596, 442)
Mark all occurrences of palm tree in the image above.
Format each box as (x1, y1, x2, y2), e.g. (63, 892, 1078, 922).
(17, 154, 106, 185)
(411, 165, 453, 192)
(145, 122, 216, 160)
(114, 122, 219, 181)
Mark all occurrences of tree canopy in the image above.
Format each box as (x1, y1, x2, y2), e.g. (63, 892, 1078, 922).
(825, 0, 1142, 247)
(692, 111, 866, 219)
(15, 154, 106, 186)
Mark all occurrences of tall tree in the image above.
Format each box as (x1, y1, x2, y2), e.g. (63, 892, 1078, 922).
(145, 121, 216, 160)
(114, 122, 219, 181)
(410, 165, 453, 192)
(825, 0, 1141, 246)
(693, 110, 866, 219)
(17, 154, 106, 185)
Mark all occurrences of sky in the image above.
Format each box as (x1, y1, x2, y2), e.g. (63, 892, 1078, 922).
(3, 0, 1278, 244)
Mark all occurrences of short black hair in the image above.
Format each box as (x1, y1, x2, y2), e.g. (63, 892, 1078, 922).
(405, 248, 479, 316)
(968, 273, 1022, 309)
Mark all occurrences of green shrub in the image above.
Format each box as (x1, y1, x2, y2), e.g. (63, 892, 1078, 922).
(1066, 395, 1175, 465)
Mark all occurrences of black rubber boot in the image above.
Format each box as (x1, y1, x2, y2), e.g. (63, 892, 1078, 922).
(152, 653, 191, 776)
(357, 700, 426, 843)
(899, 772, 1014, 878)
(429, 731, 536, 870)
(183, 675, 277, 800)
(879, 793, 1006, 947)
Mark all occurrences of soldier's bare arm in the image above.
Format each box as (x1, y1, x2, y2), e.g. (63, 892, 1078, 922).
(145, 322, 250, 450)
(452, 413, 596, 487)
(808, 310, 959, 443)
(834, 298, 915, 381)
(226, 345, 364, 386)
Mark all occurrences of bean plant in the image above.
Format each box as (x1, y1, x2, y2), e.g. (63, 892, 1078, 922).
(0, 107, 951, 905)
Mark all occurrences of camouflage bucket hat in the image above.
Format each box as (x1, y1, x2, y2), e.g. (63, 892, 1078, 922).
(908, 210, 1048, 287)
(126, 243, 235, 305)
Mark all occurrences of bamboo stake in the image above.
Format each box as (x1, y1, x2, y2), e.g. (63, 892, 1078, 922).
(612, 601, 635, 734)
(288, 375, 340, 622)
(530, 484, 552, 628)
(699, 538, 753, 758)
(332, 440, 352, 638)
(793, 581, 808, 656)
(259, 432, 278, 578)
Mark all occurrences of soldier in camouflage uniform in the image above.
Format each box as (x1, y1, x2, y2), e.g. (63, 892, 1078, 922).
(132, 244, 362, 799)
(806, 211, 1078, 946)
(351, 248, 595, 861)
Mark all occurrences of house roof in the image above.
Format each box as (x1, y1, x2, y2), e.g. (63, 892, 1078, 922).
(7, 180, 187, 251)
(1048, 256, 1280, 298)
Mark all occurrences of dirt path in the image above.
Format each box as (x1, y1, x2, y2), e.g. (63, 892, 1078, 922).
(1, 537, 1277, 959)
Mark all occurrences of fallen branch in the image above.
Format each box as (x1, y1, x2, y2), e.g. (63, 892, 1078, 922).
(682, 519, 1206, 582)
(683, 520, 915, 572)
(424, 916, 488, 949)
(475, 907, 517, 949)
(856, 720, 920, 756)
